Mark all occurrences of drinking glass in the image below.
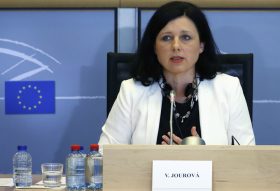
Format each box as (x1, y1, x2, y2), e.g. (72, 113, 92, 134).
(41, 163, 63, 187)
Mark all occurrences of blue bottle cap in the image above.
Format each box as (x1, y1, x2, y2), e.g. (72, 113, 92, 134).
(17, 145, 27, 151)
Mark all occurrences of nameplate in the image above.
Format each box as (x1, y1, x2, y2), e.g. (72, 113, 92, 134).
(152, 160, 212, 191)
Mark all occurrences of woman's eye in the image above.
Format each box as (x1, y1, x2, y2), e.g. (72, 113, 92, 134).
(161, 35, 172, 41)
(181, 34, 191, 41)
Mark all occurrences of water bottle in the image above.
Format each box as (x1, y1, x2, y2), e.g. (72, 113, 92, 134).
(85, 144, 103, 190)
(66, 144, 86, 190)
(13, 145, 32, 187)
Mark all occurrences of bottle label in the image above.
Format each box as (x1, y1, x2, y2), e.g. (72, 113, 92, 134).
(66, 156, 85, 188)
(85, 156, 103, 188)
(13, 168, 32, 187)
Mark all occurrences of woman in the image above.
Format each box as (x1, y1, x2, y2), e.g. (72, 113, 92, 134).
(99, 1, 255, 145)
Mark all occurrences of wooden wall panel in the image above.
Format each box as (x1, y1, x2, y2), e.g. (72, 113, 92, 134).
(0, 0, 280, 8)
(0, 0, 119, 8)
(121, 0, 280, 8)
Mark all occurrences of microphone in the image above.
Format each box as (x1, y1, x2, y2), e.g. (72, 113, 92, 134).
(181, 136, 206, 145)
(169, 90, 175, 145)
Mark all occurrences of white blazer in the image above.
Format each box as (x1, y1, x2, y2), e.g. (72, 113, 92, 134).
(99, 74, 255, 145)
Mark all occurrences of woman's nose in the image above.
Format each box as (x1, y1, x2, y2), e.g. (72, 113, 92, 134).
(172, 37, 181, 51)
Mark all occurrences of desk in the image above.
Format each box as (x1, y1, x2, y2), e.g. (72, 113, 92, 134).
(0, 174, 12, 191)
(0, 175, 65, 191)
(103, 145, 280, 191)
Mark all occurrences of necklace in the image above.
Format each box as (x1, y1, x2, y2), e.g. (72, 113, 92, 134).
(173, 80, 199, 124)
(158, 75, 200, 123)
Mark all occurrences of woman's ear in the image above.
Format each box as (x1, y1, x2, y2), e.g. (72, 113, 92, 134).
(199, 42, 205, 53)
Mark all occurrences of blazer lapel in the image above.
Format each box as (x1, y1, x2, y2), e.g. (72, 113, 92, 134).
(146, 83, 162, 144)
(198, 80, 228, 144)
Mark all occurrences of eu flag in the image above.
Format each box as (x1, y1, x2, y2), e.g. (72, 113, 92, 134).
(5, 81, 55, 114)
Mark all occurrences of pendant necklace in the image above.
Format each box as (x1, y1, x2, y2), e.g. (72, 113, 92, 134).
(173, 79, 199, 124)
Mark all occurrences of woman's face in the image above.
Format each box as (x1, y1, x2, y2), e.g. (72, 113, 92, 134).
(155, 16, 204, 77)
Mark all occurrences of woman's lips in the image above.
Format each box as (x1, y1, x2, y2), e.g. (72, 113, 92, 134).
(170, 56, 184, 64)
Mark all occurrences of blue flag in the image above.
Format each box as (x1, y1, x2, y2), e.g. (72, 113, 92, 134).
(5, 81, 55, 114)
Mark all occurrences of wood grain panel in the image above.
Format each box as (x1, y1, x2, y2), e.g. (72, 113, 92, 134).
(121, 0, 280, 8)
(103, 145, 280, 191)
(0, 0, 119, 8)
(1, 0, 280, 8)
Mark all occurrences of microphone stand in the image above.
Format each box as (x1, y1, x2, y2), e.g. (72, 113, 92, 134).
(169, 90, 175, 145)
(168, 89, 206, 145)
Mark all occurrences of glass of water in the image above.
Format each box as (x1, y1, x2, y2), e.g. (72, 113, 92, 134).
(41, 163, 63, 187)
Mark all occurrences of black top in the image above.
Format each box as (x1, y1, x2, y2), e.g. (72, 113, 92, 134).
(156, 96, 201, 144)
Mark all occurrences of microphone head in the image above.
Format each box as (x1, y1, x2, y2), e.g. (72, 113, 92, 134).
(170, 90, 175, 102)
(180, 136, 206, 145)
